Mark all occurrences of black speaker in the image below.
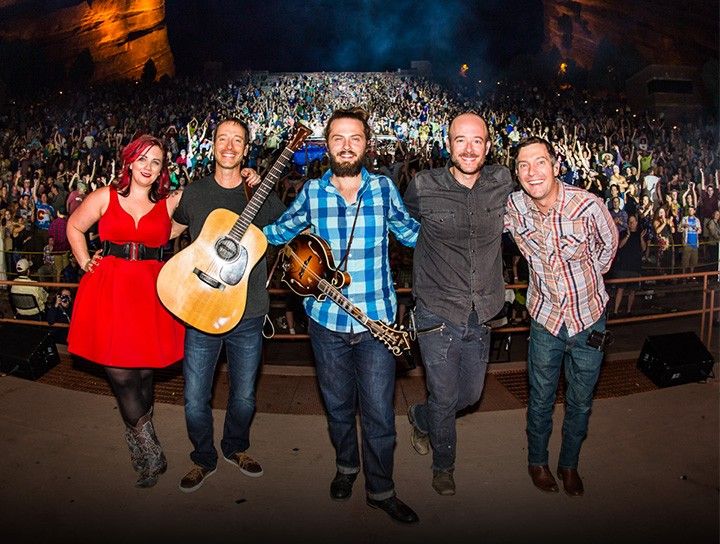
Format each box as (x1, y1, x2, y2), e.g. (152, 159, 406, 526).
(637, 331, 715, 387)
(0, 324, 60, 380)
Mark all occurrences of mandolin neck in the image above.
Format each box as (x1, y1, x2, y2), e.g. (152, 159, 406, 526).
(318, 278, 379, 331)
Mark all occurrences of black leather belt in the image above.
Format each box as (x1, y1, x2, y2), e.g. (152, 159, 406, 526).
(101, 241, 165, 261)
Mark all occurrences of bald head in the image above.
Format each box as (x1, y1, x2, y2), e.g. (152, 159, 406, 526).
(448, 112, 488, 139)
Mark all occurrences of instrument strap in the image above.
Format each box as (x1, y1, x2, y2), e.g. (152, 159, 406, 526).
(243, 179, 254, 201)
(265, 248, 283, 289)
(335, 195, 363, 273)
(262, 313, 275, 339)
(247, 177, 278, 334)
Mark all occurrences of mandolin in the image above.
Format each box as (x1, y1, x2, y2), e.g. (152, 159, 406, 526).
(280, 233, 412, 356)
(157, 125, 311, 334)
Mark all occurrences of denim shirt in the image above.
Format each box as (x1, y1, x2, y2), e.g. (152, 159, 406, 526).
(404, 164, 514, 326)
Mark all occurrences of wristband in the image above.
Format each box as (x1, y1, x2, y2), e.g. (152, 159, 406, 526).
(83, 258, 92, 271)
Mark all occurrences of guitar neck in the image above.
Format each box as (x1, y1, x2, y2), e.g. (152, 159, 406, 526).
(231, 146, 294, 238)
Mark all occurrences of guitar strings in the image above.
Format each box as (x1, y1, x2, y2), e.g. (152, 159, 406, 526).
(284, 243, 407, 352)
(284, 246, 378, 330)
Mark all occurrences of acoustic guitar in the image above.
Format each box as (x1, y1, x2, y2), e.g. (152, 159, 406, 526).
(157, 125, 311, 334)
(280, 233, 412, 356)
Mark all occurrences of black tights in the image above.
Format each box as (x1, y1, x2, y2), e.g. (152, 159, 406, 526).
(105, 367, 154, 426)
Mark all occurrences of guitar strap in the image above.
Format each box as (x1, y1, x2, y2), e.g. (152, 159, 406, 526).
(243, 179, 254, 201)
(335, 195, 363, 273)
(265, 248, 283, 289)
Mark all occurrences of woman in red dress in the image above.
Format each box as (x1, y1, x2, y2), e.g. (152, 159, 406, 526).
(67, 134, 184, 488)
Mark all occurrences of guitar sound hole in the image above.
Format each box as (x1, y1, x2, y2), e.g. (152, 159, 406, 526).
(215, 237, 239, 261)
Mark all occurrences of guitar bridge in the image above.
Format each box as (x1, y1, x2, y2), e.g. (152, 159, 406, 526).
(193, 267, 225, 290)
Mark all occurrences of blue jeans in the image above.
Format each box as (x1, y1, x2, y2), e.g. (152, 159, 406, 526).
(526, 315, 606, 470)
(183, 316, 263, 470)
(412, 301, 490, 472)
(308, 319, 397, 501)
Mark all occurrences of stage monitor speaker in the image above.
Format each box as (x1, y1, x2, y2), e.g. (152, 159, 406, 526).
(0, 324, 60, 380)
(637, 331, 714, 388)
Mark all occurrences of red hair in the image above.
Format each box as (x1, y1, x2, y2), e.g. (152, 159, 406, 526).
(113, 134, 170, 202)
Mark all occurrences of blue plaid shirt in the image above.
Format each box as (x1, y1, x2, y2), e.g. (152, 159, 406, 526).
(264, 168, 419, 332)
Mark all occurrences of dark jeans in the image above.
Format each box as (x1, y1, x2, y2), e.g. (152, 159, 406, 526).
(183, 316, 264, 470)
(411, 301, 490, 472)
(308, 319, 397, 501)
(526, 315, 606, 470)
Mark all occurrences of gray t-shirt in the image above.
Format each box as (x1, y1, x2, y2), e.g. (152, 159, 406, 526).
(173, 174, 286, 319)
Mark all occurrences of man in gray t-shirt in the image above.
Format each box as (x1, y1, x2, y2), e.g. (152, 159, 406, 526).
(171, 117, 285, 493)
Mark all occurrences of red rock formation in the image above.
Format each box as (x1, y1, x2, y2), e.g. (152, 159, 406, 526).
(543, 0, 718, 69)
(0, 0, 174, 82)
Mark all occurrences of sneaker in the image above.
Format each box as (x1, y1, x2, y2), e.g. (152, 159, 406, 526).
(224, 451, 264, 477)
(407, 405, 430, 456)
(432, 470, 456, 496)
(179, 465, 216, 493)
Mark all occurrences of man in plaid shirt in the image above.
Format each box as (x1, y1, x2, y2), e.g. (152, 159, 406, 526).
(264, 108, 420, 524)
(504, 137, 618, 497)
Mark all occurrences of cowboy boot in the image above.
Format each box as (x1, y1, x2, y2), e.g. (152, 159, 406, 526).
(135, 408, 167, 487)
(126, 409, 165, 488)
(123, 425, 145, 474)
(142, 407, 167, 476)
(126, 413, 157, 488)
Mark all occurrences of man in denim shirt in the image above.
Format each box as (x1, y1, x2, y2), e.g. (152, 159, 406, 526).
(404, 112, 514, 496)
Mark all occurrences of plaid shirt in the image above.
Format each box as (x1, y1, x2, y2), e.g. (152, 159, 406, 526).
(264, 168, 419, 333)
(504, 182, 618, 336)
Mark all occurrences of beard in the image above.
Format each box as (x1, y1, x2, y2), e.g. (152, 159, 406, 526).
(450, 153, 485, 176)
(329, 151, 365, 177)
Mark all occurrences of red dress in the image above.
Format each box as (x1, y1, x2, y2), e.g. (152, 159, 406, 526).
(68, 189, 185, 367)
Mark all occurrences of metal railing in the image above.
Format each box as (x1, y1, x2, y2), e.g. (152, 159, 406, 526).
(1, 270, 717, 352)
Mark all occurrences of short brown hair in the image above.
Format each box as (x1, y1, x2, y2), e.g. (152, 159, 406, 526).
(514, 137, 557, 166)
(213, 117, 250, 144)
(323, 107, 371, 142)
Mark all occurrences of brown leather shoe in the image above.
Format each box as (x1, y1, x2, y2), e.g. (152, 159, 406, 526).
(528, 464, 559, 493)
(556, 467, 584, 496)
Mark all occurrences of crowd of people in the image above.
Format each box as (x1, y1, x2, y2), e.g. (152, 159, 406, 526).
(1, 73, 717, 290)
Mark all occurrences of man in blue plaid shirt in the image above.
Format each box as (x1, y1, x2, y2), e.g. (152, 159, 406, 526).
(264, 107, 420, 524)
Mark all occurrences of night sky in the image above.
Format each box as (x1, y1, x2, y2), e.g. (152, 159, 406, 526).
(165, 0, 544, 77)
